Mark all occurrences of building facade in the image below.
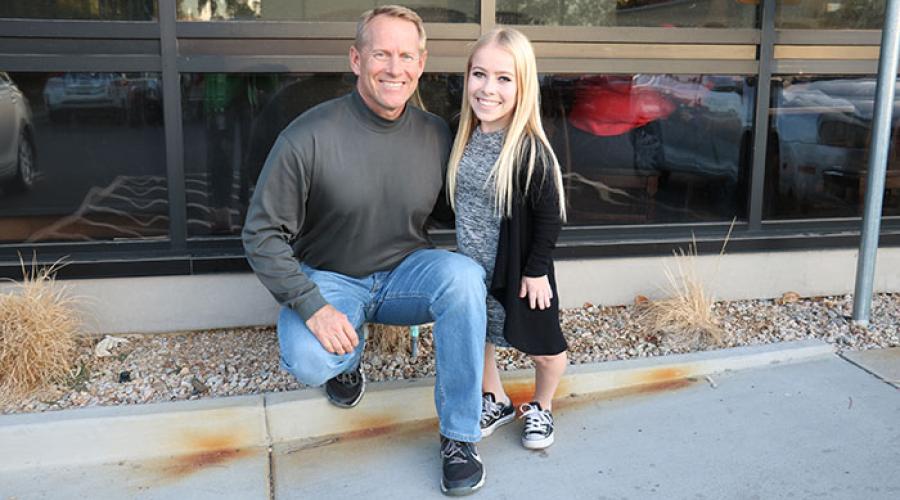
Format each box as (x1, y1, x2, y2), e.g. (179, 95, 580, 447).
(0, 1, 898, 331)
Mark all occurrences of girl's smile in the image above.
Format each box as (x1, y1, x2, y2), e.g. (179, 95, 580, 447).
(467, 43, 518, 133)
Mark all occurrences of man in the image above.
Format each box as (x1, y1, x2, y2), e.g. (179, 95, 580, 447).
(242, 6, 486, 496)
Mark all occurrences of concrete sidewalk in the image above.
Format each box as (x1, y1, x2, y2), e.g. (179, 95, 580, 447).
(2, 343, 898, 499)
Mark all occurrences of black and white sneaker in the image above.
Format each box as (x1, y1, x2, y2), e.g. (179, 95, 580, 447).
(324, 366, 365, 408)
(480, 392, 515, 438)
(520, 401, 554, 450)
(440, 436, 485, 496)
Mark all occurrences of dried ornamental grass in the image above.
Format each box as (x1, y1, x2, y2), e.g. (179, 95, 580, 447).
(367, 323, 412, 355)
(0, 261, 81, 403)
(640, 242, 724, 350)
(640, 223, 735, 350)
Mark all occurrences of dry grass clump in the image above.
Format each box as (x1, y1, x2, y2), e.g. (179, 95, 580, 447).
(639, 224, 734, 350)
(0, 261, 81, 404)
(366, 323, 412, 355)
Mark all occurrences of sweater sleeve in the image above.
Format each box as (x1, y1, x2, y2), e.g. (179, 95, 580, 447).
(241, 133, 328, 320)
(523, 158, 563, 277)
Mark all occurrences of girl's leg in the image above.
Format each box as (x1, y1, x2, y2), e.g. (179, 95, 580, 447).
(531, 351, 567, 410)
(482, 342, 509, 403)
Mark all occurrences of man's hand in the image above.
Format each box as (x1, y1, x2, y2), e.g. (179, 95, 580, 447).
(519, 275, 553, 310)
(306, 305, 359, 355)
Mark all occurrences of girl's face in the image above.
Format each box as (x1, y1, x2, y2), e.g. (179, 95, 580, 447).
(467, 43, 518, 133)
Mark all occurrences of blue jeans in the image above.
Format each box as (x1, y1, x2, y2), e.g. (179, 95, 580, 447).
(277, 249, 487, 443)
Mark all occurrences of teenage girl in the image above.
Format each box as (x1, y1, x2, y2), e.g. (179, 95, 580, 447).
(447, 27, 568, 450)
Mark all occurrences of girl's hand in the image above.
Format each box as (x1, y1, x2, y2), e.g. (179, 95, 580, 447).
(519, 275, 553, 310)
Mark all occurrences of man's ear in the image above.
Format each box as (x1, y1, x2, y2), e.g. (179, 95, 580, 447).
(349, 45, 361, 76)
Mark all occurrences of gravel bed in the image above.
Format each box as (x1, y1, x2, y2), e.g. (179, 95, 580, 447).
(3, 293, 898, 415)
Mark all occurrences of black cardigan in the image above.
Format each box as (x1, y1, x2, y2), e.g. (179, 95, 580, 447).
(488, 152, 567, 356)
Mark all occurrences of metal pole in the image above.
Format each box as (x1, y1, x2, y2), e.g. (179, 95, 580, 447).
(852, 0, 900, 326)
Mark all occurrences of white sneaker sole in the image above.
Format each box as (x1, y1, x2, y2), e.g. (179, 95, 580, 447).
(441, 469, 485, 496)
(480, 412, 515, 438)
(325, 371, 366, 408)
(522, 433, 554, 450)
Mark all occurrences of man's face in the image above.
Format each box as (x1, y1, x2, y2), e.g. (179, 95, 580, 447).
(349, 15, 426, 121)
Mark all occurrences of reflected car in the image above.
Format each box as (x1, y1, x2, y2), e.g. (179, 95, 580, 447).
(649, 74, 755, 187)
(770, 77, 900, 205)
(42, 72, 161, 125)
(0, 72, 36, 193)
(43, 72, 129, 122)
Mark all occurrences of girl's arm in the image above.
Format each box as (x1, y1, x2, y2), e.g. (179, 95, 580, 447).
(520, 160, 563, 310)
(523, 163, 563, 278)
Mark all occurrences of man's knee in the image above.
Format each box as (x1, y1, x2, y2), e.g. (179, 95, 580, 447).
(278, 318, 350, 386)
(280, 344, 348, 387)
(434, 253, 486, 301)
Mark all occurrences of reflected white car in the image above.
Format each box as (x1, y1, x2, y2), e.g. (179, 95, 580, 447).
(43, 72, 129, 122)
(0, 72, 36, 193)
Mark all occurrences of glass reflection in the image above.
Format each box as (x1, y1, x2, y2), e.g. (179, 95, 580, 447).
(0, 72, 166, 244)
(176, 0, 479, 22)
(765, 76, 900, 219)
(0, 1, 156, 20)
(497, 0, 757, 28)
(544, 74, 754, 225)
(776, 0, 885, 29)
(181, 73, 463, 237)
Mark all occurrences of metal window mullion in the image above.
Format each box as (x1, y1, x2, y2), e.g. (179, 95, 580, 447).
(159, 0, 186, 252)
(748, 0, 776, 231)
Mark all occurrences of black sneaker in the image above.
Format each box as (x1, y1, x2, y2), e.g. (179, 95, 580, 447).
(324, 366, 365, 408)
(520, 401, 554, 450)
(480, 392, 515, 438)
(440, 436, 485, 496)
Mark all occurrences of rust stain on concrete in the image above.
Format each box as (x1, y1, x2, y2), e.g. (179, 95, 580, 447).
(142, 430, 255, 484)
(339, 417, 437, 442)
(504, 378, 571, 409)
(286, 418, 438, 455)
(288, 367, 698, 455)
(556, 376, 698, 411)
(634, 367, 690, 385)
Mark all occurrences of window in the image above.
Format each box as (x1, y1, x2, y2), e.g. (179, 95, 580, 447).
(543, 74, 754, 225)
(765, 75, 900, 219)
(0, 1, 157, 20)
(776, 0, 886, 29)
(176, 1, 479, 22)
(0, 72, 166, 243)
(497, 0, 757, 28)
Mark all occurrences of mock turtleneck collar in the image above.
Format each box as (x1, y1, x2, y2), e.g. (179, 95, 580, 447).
(349, 88, 410, 132)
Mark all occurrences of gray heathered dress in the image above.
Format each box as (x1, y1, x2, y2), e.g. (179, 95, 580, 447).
(455, 127, 511, 348)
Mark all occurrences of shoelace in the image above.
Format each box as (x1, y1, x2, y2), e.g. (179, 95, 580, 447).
(335, 370, 359, 386)
(480, 396, 506, 426)
(520, 403, 553, 435)
(441, 439, 471, 465)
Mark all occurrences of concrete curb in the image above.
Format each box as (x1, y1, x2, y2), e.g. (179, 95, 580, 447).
(0, 340, 833, 471)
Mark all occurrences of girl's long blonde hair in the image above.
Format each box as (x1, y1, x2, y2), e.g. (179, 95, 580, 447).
(447, 27, 566, 221)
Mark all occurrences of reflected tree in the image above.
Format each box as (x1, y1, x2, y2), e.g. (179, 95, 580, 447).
(497, 0, 615, 25)
(176, 0, 260, 20)
(821, 0, 886, 29)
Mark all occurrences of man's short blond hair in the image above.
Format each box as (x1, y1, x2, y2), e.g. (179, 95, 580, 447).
(355, 5, 427, 53)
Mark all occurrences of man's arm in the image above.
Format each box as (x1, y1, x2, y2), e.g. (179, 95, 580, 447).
(242, 134, 358, 354)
